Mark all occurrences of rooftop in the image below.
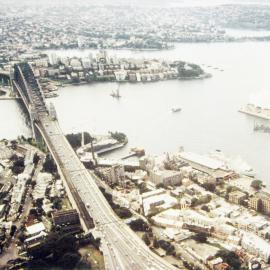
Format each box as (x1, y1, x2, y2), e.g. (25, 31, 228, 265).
(26, 222, 45, 236)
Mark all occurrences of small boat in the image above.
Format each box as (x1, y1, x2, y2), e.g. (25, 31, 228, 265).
(172, 107, 181, 113)
(111, 84, 121, 99)
(254, 123, 270, 133)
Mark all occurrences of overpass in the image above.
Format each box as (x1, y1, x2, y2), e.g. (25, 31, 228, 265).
(12, 63, 178, 270)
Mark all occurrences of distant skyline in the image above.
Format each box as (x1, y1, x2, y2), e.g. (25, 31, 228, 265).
(1, 0, 270, 7)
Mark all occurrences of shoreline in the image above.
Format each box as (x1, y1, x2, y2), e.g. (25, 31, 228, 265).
(239, 108, 270, 121)
(53, 74, 211, 88)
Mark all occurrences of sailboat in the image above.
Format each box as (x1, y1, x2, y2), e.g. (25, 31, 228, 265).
(111, 84, 121, 99)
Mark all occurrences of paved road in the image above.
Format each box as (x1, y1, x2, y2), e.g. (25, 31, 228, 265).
(36, 115, 177, 270)
(13, 62, 178, 270)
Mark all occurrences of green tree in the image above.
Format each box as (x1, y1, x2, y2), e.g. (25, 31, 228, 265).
(251, 180, 263, 190)
(142, 233, 151, 246)
(216, 249, 241, 270)
(192, 232, 208, 243)
(57, 252, 81, 269)
(153, 237, 159, 249)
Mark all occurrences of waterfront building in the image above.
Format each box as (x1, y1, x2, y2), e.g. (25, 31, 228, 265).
(249, 191, 270, 215)
(114, 70, 127, 81)
(149, 168, 182, 186)
(228, 190, 247, 205)
(49, 53, 58, 66)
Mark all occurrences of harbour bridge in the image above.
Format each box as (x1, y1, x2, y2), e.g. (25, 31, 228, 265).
(12, 62, 177, 270)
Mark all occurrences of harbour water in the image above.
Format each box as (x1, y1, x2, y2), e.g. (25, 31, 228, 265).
(1, 42, 270, 184)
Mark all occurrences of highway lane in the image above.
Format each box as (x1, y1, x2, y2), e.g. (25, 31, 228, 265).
(13, 64, 177, 269)
(13, 63, 175, 270)
(33, 115, 178, 270)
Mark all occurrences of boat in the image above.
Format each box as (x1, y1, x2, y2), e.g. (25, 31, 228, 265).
(172, 107, 181, 113)
(254, 123, 270, 133)
(111, 84, 121, 99)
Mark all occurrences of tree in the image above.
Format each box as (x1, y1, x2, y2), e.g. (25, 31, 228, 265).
(158, 240, 175, 255)
(216, 250, 241, 270)
(33, 153, 40, 166)
(114, 207, 132, 219)
(52, 197, 62, 210)
(27, 259, 49, 270)
(138, 182, 149, 194)
(191, 198, 199, 207)
(76, 259, 92, 270)
(201, 205, 210, 212)
(10, 225, 17, 237)
(142, 233, 151, 246)
(202, 183, 216, 192)
(57, 252, 81, 269)
(10, 155, 25, 175)
(43, 154, 57, 173)
(153, 237, 159, 249)
(192, 232, 208, 243)
(251, 180, 263, 190)
(156, 183, 165, 189)
(109, 131, 127, 143)
(129, 219, 151, 232)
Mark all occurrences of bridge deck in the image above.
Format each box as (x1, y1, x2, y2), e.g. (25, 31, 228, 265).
(37, 116, 176, 270)
(13, 62, 177, 270)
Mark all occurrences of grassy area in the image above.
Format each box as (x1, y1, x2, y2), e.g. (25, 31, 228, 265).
(79, 246, 105, 270)
(61, 196, 72, 210)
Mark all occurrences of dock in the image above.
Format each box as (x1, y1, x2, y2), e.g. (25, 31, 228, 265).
(98, 158, 140, 170)
(122, 147, 145, 160)
(95, 142, 126, 155)
(0, 87, 20, 100)
(239, 106, 270, 121)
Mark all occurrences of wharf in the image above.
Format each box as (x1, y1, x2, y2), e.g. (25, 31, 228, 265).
(239, 104, 270, 120)
(239, 107, 270, 120)
(0, 87, 20, 100)
(95, 142, 126, 155)
(98, 158, 140, 170)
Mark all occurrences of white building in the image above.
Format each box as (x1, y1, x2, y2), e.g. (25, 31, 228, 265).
(142, 191, 177, 216)
(33, 172, 52, 201)
(149, 169, 182, 186)
(114, 70, 127, 81)
(109, 164, 125, 185)
(241, 231, 270, 262)
(8, 173, 28, 221)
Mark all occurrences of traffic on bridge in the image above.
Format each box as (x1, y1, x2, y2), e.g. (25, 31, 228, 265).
(12, 62, 177, 270)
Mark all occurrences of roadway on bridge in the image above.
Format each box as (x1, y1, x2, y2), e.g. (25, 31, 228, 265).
(13, 62, 177, 270)
(37, 115, 177, 270)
